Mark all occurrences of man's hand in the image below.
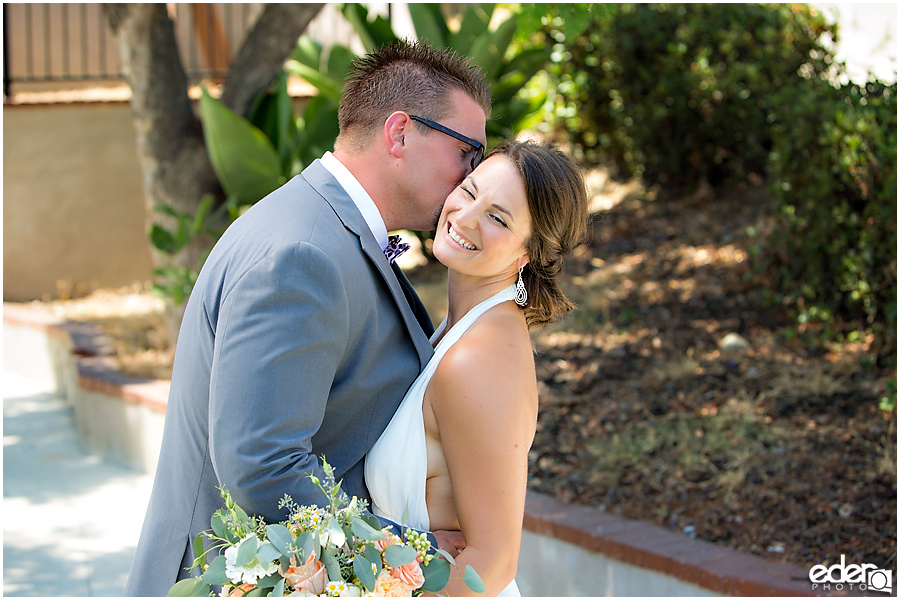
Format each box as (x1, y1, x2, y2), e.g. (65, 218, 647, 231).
(433, 529, 466, 558)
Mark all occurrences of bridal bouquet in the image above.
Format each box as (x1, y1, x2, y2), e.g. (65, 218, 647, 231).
(167, 460, 483, 597)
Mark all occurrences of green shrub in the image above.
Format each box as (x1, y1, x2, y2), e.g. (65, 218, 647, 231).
(766, 76, 897, 363)
(551, 3, 836, 191)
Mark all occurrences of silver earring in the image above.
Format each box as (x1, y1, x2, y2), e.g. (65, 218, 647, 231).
(515, 267, 528, 307)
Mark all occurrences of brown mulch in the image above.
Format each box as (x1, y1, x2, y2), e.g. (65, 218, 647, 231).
(21, 173, 897, 574)
(527, 179, 897, 574)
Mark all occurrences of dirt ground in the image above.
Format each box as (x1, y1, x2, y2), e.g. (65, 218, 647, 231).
(25, 170, 897, 574)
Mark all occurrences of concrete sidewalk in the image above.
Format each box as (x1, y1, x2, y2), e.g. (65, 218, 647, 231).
(3, 370, 154, 597)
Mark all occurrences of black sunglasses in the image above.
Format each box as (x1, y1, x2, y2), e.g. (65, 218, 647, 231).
(409, 115, 485, 170)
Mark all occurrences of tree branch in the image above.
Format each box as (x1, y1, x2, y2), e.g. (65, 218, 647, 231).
(221, 3, 325, 116)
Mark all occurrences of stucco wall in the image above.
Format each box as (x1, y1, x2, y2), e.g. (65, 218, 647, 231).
(3, 102, 153, 301)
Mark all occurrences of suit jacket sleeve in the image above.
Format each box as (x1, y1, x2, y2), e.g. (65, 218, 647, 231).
(208, 240, 348, 521)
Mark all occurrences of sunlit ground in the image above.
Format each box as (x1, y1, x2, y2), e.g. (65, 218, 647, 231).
(3, 373, 155, 596)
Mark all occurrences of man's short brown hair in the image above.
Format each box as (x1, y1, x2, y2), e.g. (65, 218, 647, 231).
(337, 40, 491, 150)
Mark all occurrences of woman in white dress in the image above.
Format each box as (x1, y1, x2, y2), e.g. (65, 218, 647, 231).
(366, 139, 589, 596)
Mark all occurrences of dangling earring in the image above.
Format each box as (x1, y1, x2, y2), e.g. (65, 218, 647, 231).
(515, 266, 528, 307)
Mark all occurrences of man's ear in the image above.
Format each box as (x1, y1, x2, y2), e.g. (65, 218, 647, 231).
(384, 111, 410, 159)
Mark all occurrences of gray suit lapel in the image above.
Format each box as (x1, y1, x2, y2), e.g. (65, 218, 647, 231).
(301, 161, 434, 370)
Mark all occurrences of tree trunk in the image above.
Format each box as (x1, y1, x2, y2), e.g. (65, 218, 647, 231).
(104, 3, 323, 348)
(105, 4, 221, 347)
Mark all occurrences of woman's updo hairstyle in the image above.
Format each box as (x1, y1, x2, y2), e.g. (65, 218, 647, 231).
(489, 140, 590, 329)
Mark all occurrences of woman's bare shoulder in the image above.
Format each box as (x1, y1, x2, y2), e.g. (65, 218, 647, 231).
(429, 304, 536, 419)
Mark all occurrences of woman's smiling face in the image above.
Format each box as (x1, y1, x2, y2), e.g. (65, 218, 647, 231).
(432, 154, 532, 280)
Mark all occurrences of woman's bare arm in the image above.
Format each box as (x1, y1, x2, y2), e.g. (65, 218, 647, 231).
(426, 310, 537, 596)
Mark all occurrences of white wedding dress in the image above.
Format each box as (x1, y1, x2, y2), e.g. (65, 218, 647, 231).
(365, 285, 521, 597)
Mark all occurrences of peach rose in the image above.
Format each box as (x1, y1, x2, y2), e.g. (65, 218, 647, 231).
(372, 570, 414, 597)
(280, 553, 327, 596)
(223, 583, 255, 596)
(375, 530, 398, 552)
(390, 560, 425, 589)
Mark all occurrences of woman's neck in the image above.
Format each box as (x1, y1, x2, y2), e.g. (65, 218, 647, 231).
(442, 271, 517, 334)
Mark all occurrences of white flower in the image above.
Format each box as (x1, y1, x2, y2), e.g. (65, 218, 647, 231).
(339, 584, 362, 597)
(224, 535, 278, 585)
(325, 580, 354, 596)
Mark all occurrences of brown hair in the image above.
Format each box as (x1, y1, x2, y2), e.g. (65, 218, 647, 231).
(337, 40, 491, 150)
(491, 140, 590, 330)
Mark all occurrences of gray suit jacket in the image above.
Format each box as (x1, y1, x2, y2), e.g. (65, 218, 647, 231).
(124, 160, 434, 596)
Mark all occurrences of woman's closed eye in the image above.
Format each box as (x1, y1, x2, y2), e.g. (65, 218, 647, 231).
(491, 213, 509, 228)
(461, 184, 475, 200)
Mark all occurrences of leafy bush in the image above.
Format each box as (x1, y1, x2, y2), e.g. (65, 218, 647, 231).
(550, 3, 837, 191)
(766, 76, 897, 363)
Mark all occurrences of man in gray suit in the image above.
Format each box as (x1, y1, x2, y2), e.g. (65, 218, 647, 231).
(125, 40, 490, 596)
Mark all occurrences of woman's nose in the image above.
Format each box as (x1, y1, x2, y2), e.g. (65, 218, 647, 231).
(454, 203, 478, 229)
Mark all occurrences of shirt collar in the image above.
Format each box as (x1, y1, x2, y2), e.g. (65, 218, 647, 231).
(320, 151, 389, 252)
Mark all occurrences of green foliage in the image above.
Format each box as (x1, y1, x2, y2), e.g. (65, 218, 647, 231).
(766, 76, 897, 364)
(169, 459, 481, 597)
(200, 88, 285, 205)
(551, 3, 837, 190)
(879, 378, 897, 413)
(148, 194, 227, 306)
(330, 3, 551, 143)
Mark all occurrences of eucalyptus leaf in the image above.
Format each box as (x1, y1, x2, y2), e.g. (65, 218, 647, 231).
(295, 530, 316, 561)
(436, 548, 457, 566)
(256, 541, 281, 564)
(266, 524, 294, 558)
(353, 554, 376, 591)
(235, 536, 258, 568)
(350, 517, 387, 542)
(210, 512, 227, 539)
(420, 557, 450, 593)
(384, 544, 417, 567)
(255, 572, 282, 588)
(322, 546, 342, 582)
(167, 577, 203, 597)
(191, 580, 211, 597)
(233, 502, 251, 526)
(201, 555, 229, 585)
(272, 577, 285, 598)
(463, 565, 486, 593)
(364, 543, 382, 577)
(192, 534, 206, 566)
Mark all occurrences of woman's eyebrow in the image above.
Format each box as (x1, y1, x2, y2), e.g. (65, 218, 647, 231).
(493, 203, 514, 219)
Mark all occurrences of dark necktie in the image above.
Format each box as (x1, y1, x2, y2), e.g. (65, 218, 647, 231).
(383, 234, 410, 264)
